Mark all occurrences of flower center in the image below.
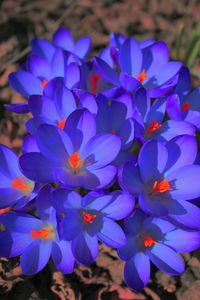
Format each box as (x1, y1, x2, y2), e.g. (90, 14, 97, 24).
(11, 176, 32, 194)
(0, 207, 12, 215)
(152, 179, 170, 193)
(89, 73, 100, 94)
(111, 129, 116, 135)
(145, 120, 162, 135)
(31, 226, 55, 241)
(68, 152, 83, 173)
(82, 211, 97, 224)
(40, 79, 48, 89)
(143, 236, 157, 247)
(57, 118, 67, 130)
(138, 70, 147, 84)
(181, 102, 190, 111)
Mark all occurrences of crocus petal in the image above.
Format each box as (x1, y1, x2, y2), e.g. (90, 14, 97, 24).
(51, 189, 82, 212)
(22, 135, 39, 153)
(4, 103, 30, 114)
(147, 243, 184, 275)
(75, 36, 91, 59)
(138, 140, 168, 183)
(165, 229, 200, 253)
(118, 162, 143, 196)
(175, 66, 191, 97)
(29, 95, 58, 120)
(124, 253, 150, 291)
(139, 192, 169, 216)
(87, 165, 117, 190)
(0, 144, 19, 178)
(97, 217, 126, 248)
(166, 94, 181, 120)
(51, 48, 67, 78)
(133, 87, 150, 120)
(119, 38, 142, 76)
(120, 118, 135, 149)
(52, 240, 75, 274)
(166, 165, 200, 200)
(146, 98, 166, 125)
(19, 152, 57, 182)
(9, 71, 42, 98)
(100, 191, 135, 220)
(72, 231, 98, 265)
(0, 188, 21, 208)
(119, 72, 140, 92)
(53, 27, 74, 52)
(20, 239, 52, 275)
(94, 57, 120, 86)
(165, 135, 197, 174)
(55, 87, 77, 119)
(78, 93, 98, 115)
(62, 210, 82, 240)
(27, 55, 51, 79)
(65, 63, 80, 89)
(31, 39, 55, 63)
(124, 209, 146, 235)
(83, 134, 121, 169)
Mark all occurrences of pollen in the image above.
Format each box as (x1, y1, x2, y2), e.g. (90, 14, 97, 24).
(0, 207, 12, 215)
(138, 70, 147, 84)
(31, 226, 55, 241)
(68, 152, 83, 173)
(57, 118, 67, 130)
(82, 211, 97, 224)
(181, 102, 190, 111)
(111, 129, 116, 134)
(40, 79, 48, 89)
(152, 179, 171, 193)
(11, 176, 31, 192)
(145, 120, 162, 135)
(143, 236, 157, 247)
(89, 73, 100, 94)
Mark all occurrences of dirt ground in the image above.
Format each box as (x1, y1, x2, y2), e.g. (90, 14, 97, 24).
(0, 0, 200, 299)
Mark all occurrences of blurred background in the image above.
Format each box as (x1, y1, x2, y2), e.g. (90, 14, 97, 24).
(0, 0, 200, 299)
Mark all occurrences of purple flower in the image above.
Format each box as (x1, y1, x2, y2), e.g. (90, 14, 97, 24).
(51, 189, 134, 265)
(0, 185, 75, 275)
(119, 136, 200, 228)
(0, 145, 38, 209)
(118, 209, 200, 291)
(95, 38, 182, 97)
(20, 109, 121, 190)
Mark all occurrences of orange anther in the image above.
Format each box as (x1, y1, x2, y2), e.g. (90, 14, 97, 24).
(152, 179, 170, 193)
(89, 73, 100, 94)
(138, 70, 147, 84)
(11, 176, 30, 191)
(57, 118, 67, 130)
(68, 152, 83, 173)
(181, 102, 190, 111)
(40, 79, 48, 89)
(145, 120, 162, 135)
(82, 211, 97, 224)
(144, 236, 157, 247)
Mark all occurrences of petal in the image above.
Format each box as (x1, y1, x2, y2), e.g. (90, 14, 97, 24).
(53, 27, 74, 52)
(19, 152, 57, 182)
(20, 239, 52, 275)
(65, 63, 80, 89)
(138, 192, 169, 216)
(138, 140, 168, 183)
(72, 231, 98, 265)
(166, 94, 181, 120)
(0, 188, 21, 208)
(146, 98, 166, 125)
(165, 229, 200, 253)
(29, 95, 58, 120)
(133, 87, 150, 120)
(100, 191, 135, 220)
(120, 118, 135, 149)
(94, 57, 120, 86)
(175, 66, 192, 97)
(165, 135, 197, 173)
(52, 240, 75, 274)
(119, 38, 142, 76)
(83, 134, 121, 169)
(78, 93, 98, 115)
(118, 162, 143, 195)
(0, 144, 19, 178)
(97, 217, 126, 248)
(55, 87, 76, 119)
(9, 71, 42, 98)
(5, 103, 30, 114)
(22, 135, 39, 153)
(31, 39, 55, 63)
(75, 36, 91, 59)
(62, 211, 82, 240)
(147, 243, 184, 275)
(124, 209, 146, 235)
(86, 166, 117, 190)
(124, 253, 150, 291)
(166, 165, 200, 200)
(119, 72, 140, 92)
(51, 48, 67, 78)
(51, 189, 82, 211)
(36, 124, 73, 163)
(27, 55, 51, 79)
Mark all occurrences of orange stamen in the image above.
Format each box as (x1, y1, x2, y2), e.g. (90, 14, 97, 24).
(138, 70, 147, 84)
(57, 118, 67, 130)
(181, 102, 190, 111)
(68, 152, 83, 173)
(0, 207, 12, 215)
(31, 228, 49, 240)
(11, 176, 30, 192)
(89, 73, 100, 94)
(82, 212, 97, 224)
(152, 179, 170, 193)
(40, 79, 48, 89)
(111, 129, 116, 135)
(144, 236, 157, 247)
(145, 120, 162, 135)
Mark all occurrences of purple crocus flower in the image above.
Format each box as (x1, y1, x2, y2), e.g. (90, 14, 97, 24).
(19, 109, 121, 190)
(166, 67, 200, 129)
(51, 189, 134, 265)
(0, 144, 38, 209)
(95, 38, 182, 97)
(118, 209, 200, 291)
(53, 27, 91, 60)
(119, 136, 200, 228)
(0, 185, 75, 275)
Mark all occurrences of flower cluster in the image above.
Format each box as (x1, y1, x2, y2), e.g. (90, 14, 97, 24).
(1, 27, 200, 291)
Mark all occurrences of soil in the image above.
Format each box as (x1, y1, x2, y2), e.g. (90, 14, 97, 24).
(0, 0, 200, 299)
